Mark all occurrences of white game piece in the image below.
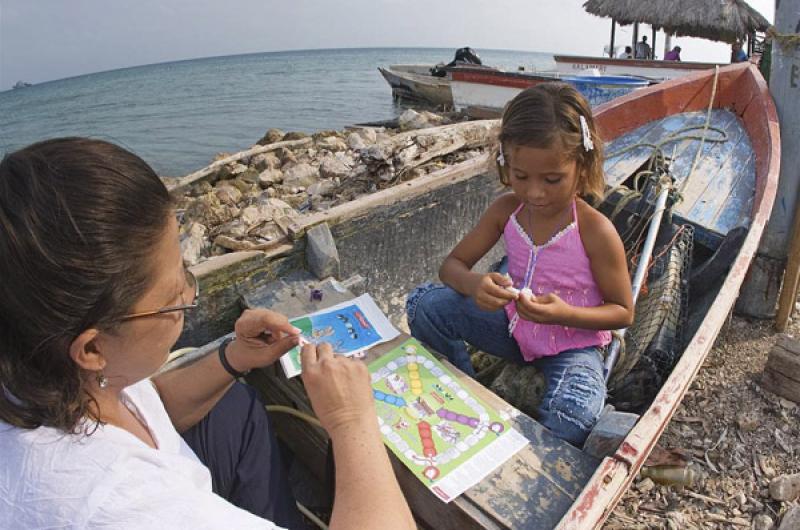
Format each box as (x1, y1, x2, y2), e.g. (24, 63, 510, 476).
(506, 286, 520, 297)
(520, 287, 533, 298)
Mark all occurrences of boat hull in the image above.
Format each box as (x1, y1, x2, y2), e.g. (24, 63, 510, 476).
(378, 66, 453, 107)
(450, 67, 648, 116)
(554, 54, 721, 81)
(557, 63, 779, 529)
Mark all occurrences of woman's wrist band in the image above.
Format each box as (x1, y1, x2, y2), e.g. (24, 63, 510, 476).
(218, 337, 250, 379)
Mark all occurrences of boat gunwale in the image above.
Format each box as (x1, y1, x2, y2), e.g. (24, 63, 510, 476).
(557, 63, 780, 529)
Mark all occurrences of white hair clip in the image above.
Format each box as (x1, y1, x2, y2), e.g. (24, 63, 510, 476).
(579, 115, 594, 152)
(497, 149, 506, 166)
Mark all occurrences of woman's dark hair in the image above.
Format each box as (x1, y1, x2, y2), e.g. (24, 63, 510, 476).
(0, 138, 174, 432)
(495, 82, 605, 200)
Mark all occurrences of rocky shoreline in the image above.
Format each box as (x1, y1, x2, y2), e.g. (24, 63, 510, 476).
(605, 316, 800, 530)
(173, 109, 495, 266)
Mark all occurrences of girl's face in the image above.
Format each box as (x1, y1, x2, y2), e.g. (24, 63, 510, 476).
(506, 143, 580, 218)
(94, 214, 191, 387)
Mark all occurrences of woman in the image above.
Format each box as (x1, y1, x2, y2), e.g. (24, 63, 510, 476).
(0, 138, 414, 529)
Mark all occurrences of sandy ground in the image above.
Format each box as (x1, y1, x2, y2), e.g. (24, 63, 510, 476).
(604, 315, 800, 530)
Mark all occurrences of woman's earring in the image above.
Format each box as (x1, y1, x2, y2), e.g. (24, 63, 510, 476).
(97, 372, 109, 389)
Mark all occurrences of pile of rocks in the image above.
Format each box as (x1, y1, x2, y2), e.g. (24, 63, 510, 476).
(176, 110, 495, 265)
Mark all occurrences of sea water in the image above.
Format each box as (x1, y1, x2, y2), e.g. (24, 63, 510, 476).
(0, 48, 554, 176)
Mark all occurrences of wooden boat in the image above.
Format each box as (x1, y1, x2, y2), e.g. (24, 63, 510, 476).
(378, 65, 455, 107)
(554, 54, 721, 81)
(450, 66, 649, 118)
(558, 61, 779, 528)
(175, 62, 778, 528)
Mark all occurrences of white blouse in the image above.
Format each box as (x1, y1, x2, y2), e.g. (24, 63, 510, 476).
(0, 379, 279, 529)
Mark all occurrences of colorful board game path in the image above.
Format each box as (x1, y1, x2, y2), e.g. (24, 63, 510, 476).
(370, 338, 528, 502)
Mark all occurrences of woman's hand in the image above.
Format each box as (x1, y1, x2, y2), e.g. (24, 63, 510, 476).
(516, 292, 572, 325)
(300, 342, 375, 436)
(225, 308, 302, 372)
(472, 272, 517, 311)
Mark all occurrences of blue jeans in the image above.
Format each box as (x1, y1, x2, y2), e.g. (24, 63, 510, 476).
(406, 283, 606, 446)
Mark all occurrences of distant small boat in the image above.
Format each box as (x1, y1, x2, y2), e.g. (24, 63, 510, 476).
(378, 65, 454, 107)
(12, 81, 33, 90)
(379, 47, 489, 107)
(554, 54, 721, 81)
(449, 67, 649, 117)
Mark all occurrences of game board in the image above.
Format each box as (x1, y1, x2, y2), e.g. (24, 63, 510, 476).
(369, 338, 529, 502)
(280, 294, 399, 378)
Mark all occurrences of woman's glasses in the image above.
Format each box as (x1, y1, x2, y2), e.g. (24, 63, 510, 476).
(118, 268, 199, 321)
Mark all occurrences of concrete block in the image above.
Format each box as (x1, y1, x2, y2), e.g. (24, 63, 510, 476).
(583, 405, 640, 459)
(306, 222, 340, 280)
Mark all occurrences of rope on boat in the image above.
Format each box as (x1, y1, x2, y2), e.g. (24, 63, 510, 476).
(601, 121, 728, 231)
(677, 65, 721, 197)
(603, 64, 724, 215)
(600, 65, 724, 256)
(296, 502, 329, 530)
(766, 26, 800, 50)
(264, 404, 324, 430)
(601, 68, 721, 383)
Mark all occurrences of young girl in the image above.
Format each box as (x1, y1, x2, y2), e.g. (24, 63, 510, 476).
(406, 83, 634, 446)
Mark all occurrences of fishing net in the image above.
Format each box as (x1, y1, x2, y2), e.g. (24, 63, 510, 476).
(608, 223, 694, 412)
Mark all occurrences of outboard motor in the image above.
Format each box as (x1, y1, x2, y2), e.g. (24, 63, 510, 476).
(430, 47, 483, 77)
(452, 47, 482, 65)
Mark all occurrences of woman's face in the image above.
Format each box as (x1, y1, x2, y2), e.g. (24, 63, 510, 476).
(94, 214, 190, 388)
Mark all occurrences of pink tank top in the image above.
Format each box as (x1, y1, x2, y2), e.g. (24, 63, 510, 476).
(503, 200, 612, 361)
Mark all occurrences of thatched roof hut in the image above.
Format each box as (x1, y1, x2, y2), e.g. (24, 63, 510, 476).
(583, 0, 770, 43)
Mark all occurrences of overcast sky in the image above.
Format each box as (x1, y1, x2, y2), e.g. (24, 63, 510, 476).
(0, 0, 775, 90)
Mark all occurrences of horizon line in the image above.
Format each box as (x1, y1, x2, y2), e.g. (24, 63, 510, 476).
(2, 45, 556, 91)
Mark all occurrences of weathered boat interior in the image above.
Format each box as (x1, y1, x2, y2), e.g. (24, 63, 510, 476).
(597, 109, 754, 413)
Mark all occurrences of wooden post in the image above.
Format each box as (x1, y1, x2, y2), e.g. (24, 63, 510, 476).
(609, 19, 617, 58)
(651, 26, 657, 59)
(737, 0, 795, 319)
(664, 32, 673, 58)
(632, 23, 639, 56)
(762, 335, 800, 402)
(776, 204, 800, 330)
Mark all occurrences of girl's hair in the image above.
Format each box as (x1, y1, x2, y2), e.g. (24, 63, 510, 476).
(496, 82, 605, 200)
(0, 138, 174, 433)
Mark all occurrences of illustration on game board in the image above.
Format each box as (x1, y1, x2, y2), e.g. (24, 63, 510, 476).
(369, 338, 529, 503)
(280, 294, 399, 378)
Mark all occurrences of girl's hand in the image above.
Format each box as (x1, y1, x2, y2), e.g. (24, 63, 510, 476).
(300, 342, 375, 436)
(472, 272, 518, 311)
(516, 292, 571, 325)
(226, 308, 303, 372)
